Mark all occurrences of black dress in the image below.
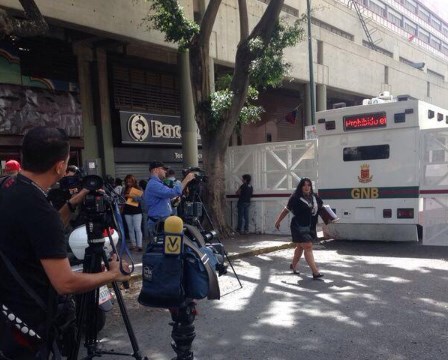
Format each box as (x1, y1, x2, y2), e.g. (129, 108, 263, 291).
(287, 193, 323, 243)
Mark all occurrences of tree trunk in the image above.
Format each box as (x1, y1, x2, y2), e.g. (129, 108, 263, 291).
(188, 0, 286, 235)
(200, 127, 230, 236)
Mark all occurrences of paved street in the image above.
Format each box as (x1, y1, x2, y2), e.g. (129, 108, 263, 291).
(84, 240, 448, 360)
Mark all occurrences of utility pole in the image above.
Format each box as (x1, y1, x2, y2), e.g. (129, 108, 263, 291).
(307, 0, 316, 125)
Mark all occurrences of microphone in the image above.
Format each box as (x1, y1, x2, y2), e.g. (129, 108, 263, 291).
(163, 216, 184, 255)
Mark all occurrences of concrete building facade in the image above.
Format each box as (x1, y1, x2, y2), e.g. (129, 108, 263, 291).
(0, 0, 447, 179)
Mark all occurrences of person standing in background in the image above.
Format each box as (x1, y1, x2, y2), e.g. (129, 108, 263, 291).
(113, 177, 123, 196)
(164, 169, 182, 215)
(236, 174, 253, 235)
(144, 161, 195, 242)
(3, 159, 21, 176)
(138, 179, 149, 241)
(122, 174, 144, 251)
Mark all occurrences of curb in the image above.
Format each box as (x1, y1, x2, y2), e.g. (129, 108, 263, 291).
(227, 242, 296, 260)
(127, 242, 319, 284)
(128, 243, 296, 285)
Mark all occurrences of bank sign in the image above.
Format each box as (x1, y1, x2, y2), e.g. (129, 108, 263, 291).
(119, 111, 201, 145)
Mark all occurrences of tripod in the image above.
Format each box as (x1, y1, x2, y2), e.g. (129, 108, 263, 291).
(182, 187, 243, 289)
(169, 301, 197, 360)
(68, 219, 148, 360)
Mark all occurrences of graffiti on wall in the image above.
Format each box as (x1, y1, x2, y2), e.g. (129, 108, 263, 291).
(0, 84, 82, 137)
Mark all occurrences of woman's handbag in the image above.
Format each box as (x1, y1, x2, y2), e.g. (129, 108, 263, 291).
(318, 204, 339, 225)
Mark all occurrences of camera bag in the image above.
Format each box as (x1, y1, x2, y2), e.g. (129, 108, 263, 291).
(183, 246, 212, 300)
(138, 242, 186, 308)
(138, 234, 221, 308)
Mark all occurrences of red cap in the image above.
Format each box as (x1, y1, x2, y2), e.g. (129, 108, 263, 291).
(5, 160, 21, 172)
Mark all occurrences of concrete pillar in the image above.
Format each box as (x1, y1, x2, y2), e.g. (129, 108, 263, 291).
(96, 48, 115, 176)
(179, 50, 198, 167)
(73, 44, 100, 163)
(317, 84, 327, 111)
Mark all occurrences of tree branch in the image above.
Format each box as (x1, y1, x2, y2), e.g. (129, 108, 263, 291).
(220, 0, 285, 144)
(0, 0, 48, 37)
(190, 0, 222, 134)
(249, 0, 284, 42)
(198, 0, 222, 46)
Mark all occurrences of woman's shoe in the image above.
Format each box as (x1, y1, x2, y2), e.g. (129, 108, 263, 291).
(289, 264, 300, 275)
(312, 273, 324, 280)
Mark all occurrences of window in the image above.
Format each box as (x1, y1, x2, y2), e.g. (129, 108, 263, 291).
(417, 28, 430, 44)
(427, 69, 445, 81)
(429, 36, 441, 51)
(362, 40, 393, 57)
(311, 18, 354, 41)
(399, 57, 414, 66)
(112, 64, 180, 114)
(403, 19, 417, 36)
(317, 40, 323, 65)
(384, 66, 389, 84)
(403, 0, 417, 14)
(442, 43, 448, 56)
(430, 16, 441, 31)
(442, 25, 448, 38)
(343, 145, 390, 161)
(387, 8, 402, 27)
(417, 6, 430, 23)
(369, 0, 386, 17)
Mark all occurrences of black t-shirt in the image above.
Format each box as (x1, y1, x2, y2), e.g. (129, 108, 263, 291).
(287, 193, 323, 227)
(0, 174, 67, 330)
(238, 183, 253, 203)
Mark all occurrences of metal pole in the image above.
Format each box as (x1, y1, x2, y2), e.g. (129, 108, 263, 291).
(307, 0, 316, 125)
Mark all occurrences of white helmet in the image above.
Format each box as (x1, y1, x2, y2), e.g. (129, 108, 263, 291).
(69, 225, 119, 260)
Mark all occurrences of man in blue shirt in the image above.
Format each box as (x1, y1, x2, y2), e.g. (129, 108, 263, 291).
(144, 161, 195, 241)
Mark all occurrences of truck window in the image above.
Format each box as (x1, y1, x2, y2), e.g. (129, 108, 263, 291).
(343, 145, 390, 161)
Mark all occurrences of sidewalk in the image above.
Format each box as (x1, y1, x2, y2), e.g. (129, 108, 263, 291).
(127, 225, 325, 281)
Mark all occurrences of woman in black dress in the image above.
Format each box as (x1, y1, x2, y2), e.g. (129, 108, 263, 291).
(274, 177, 324, 279)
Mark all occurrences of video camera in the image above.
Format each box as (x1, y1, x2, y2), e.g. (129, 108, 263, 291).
(80, 175, 108, 216)
(182, 167, 207, 183)
(62, 174, 119, 246)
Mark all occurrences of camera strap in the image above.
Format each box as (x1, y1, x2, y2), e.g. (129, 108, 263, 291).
(112, 201, 134, 275)
(183, 238, 220, 300)
(0, 249, 48, 312)
(0, 176, 47, 310)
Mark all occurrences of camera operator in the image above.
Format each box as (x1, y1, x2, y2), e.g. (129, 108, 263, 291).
(47, 165, 81, 212)
(144, 161, 195, 242)
(0, 127, 130, 360)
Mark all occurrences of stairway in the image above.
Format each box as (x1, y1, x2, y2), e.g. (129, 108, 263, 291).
(348, 0, 381, 50)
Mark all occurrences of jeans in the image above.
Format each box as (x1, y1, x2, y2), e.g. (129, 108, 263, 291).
(237, 202, 250, 232)
(124, 213, 143, 248)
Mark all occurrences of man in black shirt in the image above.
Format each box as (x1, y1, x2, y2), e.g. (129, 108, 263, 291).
(0, 127, 130, 359)
(235, 174, 253, 234)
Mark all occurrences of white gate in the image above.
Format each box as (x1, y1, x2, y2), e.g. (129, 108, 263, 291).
(225, 140, 318, 234)
(420, 129, 448, 246)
